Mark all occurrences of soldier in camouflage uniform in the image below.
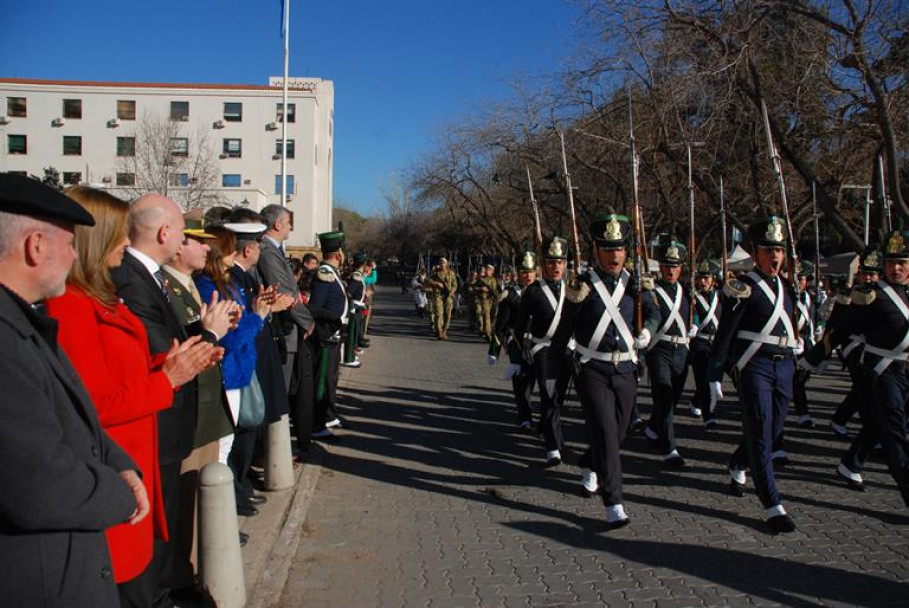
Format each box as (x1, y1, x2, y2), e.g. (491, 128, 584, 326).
(429, 257, 458, 340)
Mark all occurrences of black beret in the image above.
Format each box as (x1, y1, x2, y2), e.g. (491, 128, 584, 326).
(0, 173, 95, 226)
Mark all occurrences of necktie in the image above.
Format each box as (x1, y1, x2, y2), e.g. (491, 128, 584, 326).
(153, 269, 171, 302)
(188, 281, 202, 307)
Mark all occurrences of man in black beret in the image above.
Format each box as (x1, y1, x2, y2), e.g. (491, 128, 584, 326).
(0, 173, 148, 606)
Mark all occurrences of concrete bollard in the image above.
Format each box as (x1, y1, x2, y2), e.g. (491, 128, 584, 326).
(199, 462, 246, 608)
(265, 414, 295, 491)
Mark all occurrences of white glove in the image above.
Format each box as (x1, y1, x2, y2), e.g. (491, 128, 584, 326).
(487, 354, 497, 366)
(504, 363, 522, 380)
(794, 337, 805, 356)
(633, 329, 651, 350)
(687, 325, 699, 339)
(709, 381, 724, 413)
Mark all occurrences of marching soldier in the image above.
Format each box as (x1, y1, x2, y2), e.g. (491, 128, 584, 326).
(344, 252, 369, 367)
(643, 238, 691, 467)
(689, 260, 722, 428)
(464, 270, 478, 331)
(423, 265, 438, 333)
(489, 251, 537, 430)
(829, 248, 882, 437)
(802, 231, 909, 506)
(567, 212, 660, 527)
(429, 257, 458, 340)
(514, 236, 576, 465)
(707, 215, 799, 533)
(473, 265, 495, 341)
(791, 260, 819, 429)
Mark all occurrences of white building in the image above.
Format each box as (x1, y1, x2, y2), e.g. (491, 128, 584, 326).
(0, 76, 334, 247)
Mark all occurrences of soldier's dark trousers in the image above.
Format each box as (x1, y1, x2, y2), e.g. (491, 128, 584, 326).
(576, 364, 637, 506)
(314, 340, 341, 429)
(689, 336, 716, 421)
(832, 358, 864, 427)
(841, 363, 909, 505)
(645, 342, 689, 454)
(511, 362, 535, 424)
(730, 355, 793, 508)
(793, 369, 811, 417)
(532, 348, 570, 452)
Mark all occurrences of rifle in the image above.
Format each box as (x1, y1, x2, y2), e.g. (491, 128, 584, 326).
(686, 143, 696, 325)
(878, 154, 892, 232)
(526, 164, 544, 267)
(719, 175, 728, 282)
(759, 100, 800, 323)
(629, 92, 648, 333)
(812, 181, 821, 329)
(558, 130, 583, 276)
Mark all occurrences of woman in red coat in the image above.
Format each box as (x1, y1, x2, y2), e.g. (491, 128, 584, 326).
(45, 186, 213, 607)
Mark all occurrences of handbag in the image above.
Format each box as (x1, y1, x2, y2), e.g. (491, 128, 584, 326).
(238, 372, 266, 429)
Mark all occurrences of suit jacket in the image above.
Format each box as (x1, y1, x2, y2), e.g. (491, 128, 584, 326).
(46, 285, 171, 583)
(0, 285, 137, 607)
(161, 269, 234, 447)
(257, 237, 314, 354)
(111, 251, 197, 465)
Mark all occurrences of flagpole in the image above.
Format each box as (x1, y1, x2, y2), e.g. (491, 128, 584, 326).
(281, 0, 290, 209)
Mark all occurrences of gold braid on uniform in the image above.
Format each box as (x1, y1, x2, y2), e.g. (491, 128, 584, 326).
(564, 278, 590, 303)
(317, 267, 336, 282)
(849, 286, 876, 306)
(722, 278, 752, 299)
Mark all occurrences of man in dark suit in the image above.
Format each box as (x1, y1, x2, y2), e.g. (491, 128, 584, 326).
(0, 174, 146, 607)
(111, 194, 225, 605)
(257, 204, 316, 454)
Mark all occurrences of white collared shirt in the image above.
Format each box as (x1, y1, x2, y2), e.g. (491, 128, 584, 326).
(126, 247, 161, 278)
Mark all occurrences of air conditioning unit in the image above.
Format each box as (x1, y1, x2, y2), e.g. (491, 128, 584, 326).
(266, 122, 278, 131)
(52, 117, 66, 127)
(272, 154, 282, 160)
(101, 175, 113, 183)
(243, 179, 251, 185)
(0, 116, 9, 125)
(107, 118, 120, 128)
(213, 119, 225, 129)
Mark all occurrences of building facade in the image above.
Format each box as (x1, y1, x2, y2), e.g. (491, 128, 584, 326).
(0, 76, 334, 247)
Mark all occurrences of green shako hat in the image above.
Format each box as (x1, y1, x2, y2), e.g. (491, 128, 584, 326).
(859, 246, 883, 272)
(517, 247, 537, 271)
(657, 238, 686, 267)
(748, 215, 787, 248)
(796, 259, 814, 278)
(318, 230, 346, 254)
(883, 231, 909, 260)
(542, 235, 569, 260)
(695, 259, 721, 277)
(352, 251, 368, 266)
(589, 212, 631, 251)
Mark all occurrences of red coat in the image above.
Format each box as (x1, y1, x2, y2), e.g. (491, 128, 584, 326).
(46, 285, 174, 583)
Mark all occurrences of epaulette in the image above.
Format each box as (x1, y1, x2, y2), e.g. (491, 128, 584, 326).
(565, 279, 590, 303)
(834, 293, 851, 305)
(723, 279, 752, 299)
(316, 267, 336, 283)
(498, 290, 509, 303)
(640, 275, 655, 291)
(850, 287, 875, 306)
(352, 271, 363, 280)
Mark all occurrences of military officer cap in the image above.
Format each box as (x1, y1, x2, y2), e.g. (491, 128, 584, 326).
(748, 215, 787, 248)
(317, 230, 345, 254)
(182, 208, 215, 239)
(796, 260, 815, 278)
(542, 235, 569, 260)
(518, 249, 537, 272)
(502, 265, 514, 274)
(0, 172, 95, 226)
(484, 263, 495, 271)
(223, 221, 267, 236)
(589, 212, 631, 251)
(657, 238, 686, 267)
(695, 259, 721, 277)
(883, 230, 909, 260)
(353, 252, 368, 266)
(859, 246, 883, 272)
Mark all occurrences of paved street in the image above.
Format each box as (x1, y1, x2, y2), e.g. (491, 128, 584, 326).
(278, 287, 909, 607)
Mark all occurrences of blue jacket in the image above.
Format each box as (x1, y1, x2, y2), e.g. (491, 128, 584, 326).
(195, 274, 264, 390)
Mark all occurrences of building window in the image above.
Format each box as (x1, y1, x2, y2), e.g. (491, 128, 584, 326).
(274, 174, 295, 195)
(222, 174, 242, 188)
(168, 173, 190, 187)
(8, 134, 26, 154)
(170, 137, 189, 157)
(276, 103, 295, 123)
(63, 136, 82, 156)
(116, 136, 136, 157)
(170, 101, 189, 121)
(7, 97, 26, 117)
(63, 99, 82, 119)
(224, 102, 242, 122)
(116, 172, 136, 186)
(63, 172, 82, 185)
(275, 139, 295, 159)
(222, 138, 242, 158)
(117, 100, 136, 120)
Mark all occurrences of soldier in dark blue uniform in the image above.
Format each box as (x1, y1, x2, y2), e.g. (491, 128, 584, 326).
(829, 248, 882, 437)
(802, 232, 909, 505)
(344, 252, 369, 368)
(567, 212, 660, 528)
(489, 250, 537, 430)
(791, 260, 819, 429)
(643, 239, 691, 467)
(689, 260, 722, 428)
(707, 215, 798, 533)
(308, 230, 349, 439)
(513, 236, 575, 465)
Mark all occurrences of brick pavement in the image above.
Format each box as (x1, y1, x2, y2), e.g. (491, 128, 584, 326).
(277, 287, 909, 607)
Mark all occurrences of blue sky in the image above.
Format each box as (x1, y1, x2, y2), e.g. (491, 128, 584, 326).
(2, 0, 585, 215)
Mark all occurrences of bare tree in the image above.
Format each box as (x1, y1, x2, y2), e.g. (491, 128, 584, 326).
(117, 111, 223, 210)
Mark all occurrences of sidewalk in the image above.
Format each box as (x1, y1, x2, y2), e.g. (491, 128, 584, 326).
(245, 287, 909, 607)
